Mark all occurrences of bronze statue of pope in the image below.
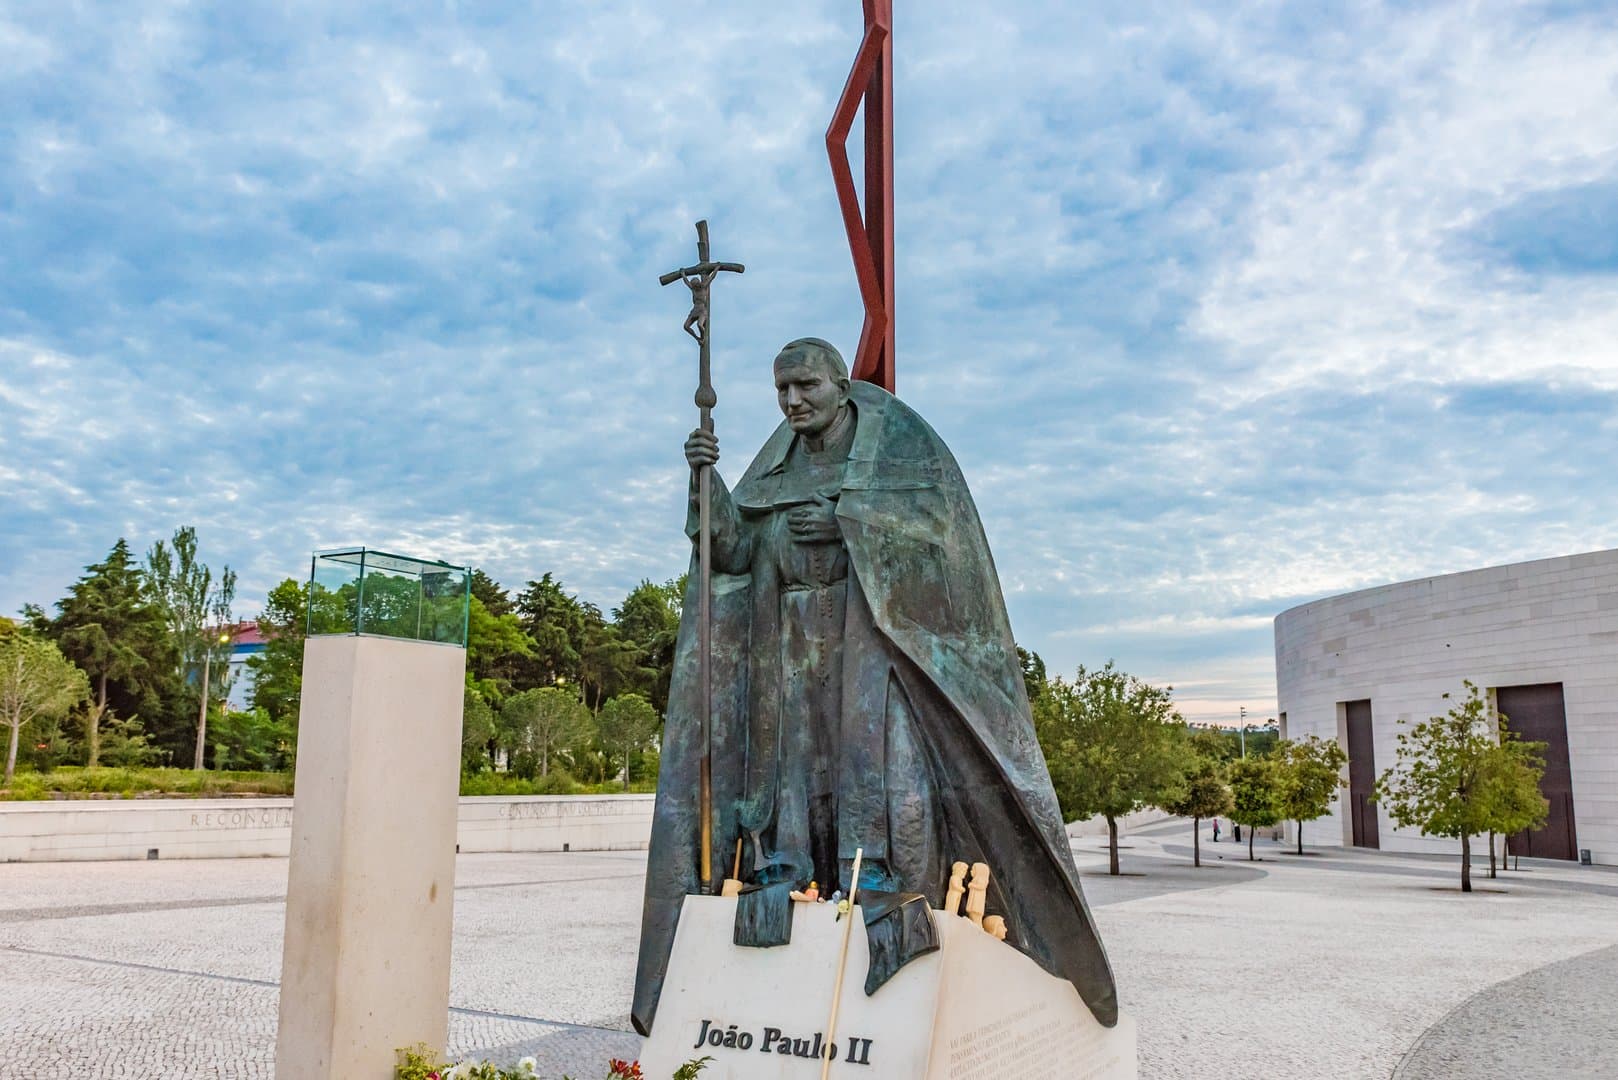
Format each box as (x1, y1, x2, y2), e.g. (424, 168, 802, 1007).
(632, 337, 1117, 1034)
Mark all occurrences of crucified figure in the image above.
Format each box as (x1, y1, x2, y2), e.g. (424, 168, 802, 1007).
(681, 267, 720, 342)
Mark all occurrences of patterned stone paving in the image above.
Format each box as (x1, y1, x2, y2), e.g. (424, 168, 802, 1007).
(2, 834, 1616, 1077)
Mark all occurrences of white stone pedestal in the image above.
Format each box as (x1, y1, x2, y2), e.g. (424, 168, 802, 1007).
(274, 635, 467, 1080)
(640, 896, 1136, 1080)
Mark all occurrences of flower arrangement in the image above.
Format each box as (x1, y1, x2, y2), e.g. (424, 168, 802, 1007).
(396, 1045, 711, 1080)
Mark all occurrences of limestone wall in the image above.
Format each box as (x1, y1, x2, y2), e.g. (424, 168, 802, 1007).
(0, 793, 654, 863)
(1275, 548, 1618, 866)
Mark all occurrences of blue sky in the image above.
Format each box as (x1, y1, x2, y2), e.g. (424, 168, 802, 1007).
(4, 1, 1617, 724)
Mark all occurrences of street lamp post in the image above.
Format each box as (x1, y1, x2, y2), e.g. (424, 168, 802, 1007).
(194, 627, 233, 771)
(1239, 705, 1248, 758)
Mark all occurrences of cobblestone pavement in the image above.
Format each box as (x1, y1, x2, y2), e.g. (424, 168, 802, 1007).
(1392, 943, 1618, 1080)
(1082, 829, 1618, 1080)
(2, 833, 1616, 1078)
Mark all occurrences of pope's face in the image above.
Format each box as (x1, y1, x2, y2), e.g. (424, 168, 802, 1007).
(775, 356, 848, 436)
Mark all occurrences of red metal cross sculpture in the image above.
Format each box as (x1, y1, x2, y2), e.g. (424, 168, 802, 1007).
(827, 0, 895, 393)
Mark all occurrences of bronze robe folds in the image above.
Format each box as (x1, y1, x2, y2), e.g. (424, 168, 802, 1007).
(632, 381, 1118, 1034)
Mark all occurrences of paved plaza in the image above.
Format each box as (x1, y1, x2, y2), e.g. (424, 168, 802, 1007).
(2, 823, 1616, 1079)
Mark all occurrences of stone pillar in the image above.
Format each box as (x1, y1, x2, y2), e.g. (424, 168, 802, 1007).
(275, 635, 466, 1080)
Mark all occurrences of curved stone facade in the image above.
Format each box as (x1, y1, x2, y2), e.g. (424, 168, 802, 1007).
(1275, 549, 1618, 867)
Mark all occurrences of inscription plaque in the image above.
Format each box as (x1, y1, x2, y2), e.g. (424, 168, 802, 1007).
(639, 896, 1135, 1080)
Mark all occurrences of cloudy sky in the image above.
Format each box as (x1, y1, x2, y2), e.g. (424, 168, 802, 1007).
(4, 1, 1617, 723)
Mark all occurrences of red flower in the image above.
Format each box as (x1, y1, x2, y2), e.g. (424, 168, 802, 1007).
(607, 1060, 643, 1079)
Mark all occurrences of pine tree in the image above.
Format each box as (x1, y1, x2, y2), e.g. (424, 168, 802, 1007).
(501, 686, 591, 778)
(49, 540, 170, 766)
(596, 693, 660, 790)
(613, 578, 683, 714)
(515, 573, 586, 686)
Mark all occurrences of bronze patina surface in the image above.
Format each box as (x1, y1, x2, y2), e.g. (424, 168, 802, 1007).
(632, 339, 1117, 1033)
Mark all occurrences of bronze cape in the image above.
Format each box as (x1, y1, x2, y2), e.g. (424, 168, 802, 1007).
(631, 382, 1118, 1033)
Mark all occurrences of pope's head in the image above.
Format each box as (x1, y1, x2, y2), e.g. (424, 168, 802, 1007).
(774, 338, 850, 437)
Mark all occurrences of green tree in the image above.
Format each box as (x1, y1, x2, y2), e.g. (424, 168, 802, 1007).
(461, 687, 498, 773)
(466, 594, 535, 702)
(1274, 735, 1349, 855)
(1034, 661, 1188, 875)
(1239, 726, 1280, 758)
(95, 715, 158, 767)
(1017, 646, 1049, 705)
(248, 579, 307, 730)
(470, 568, 515, 617)
(1479, 722, 1548, 879)
(596, 692, 660, 791)
(1163, 745, 1233, 868)
(1183, 725, 1241, 761)
(613, 578, 682, 713)
(500, 686, 591, 777)
(1374, 681, 1528, 893)
(210, 707, 293, 771)
(146, 526, 237, 769)
(47, 540, 171, 767)
(1187, 724, 1282, 759)
(1227, 757, 1282, 861)
(577, 603, 640, 713)
(515, 573, 586, 686)
(2, 634, 90, 784)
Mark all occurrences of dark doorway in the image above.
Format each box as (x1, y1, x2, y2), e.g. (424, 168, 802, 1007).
(1344, 699, 1379, 849)
(1498, 683, 1577, 861)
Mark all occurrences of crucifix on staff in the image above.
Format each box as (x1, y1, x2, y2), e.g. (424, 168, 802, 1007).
(659, 219, 744, 894)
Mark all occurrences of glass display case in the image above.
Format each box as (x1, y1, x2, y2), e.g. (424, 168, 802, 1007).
(306, 548, 470, 647)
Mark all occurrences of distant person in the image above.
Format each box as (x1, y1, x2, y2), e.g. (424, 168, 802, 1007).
(1212, 818, 1221, 843)
(1233, 822, 1242, 843)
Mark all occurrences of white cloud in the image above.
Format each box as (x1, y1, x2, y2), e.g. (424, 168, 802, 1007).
(1194, 4, 1618, 392)
(4, 1, 1618, 722)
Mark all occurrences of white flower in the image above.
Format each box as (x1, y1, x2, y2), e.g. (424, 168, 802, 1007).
(444, 1064, 470, 1080)
(517, 1057, 539, 1075)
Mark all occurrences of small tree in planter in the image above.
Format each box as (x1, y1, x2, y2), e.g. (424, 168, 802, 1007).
(1478, 725, 1548, 879)
(1374, 681, 1546, 893)
(1273, 735, 1348, 855)
(1227, 757, 1282, 862)
(1163, 748, 1232, 868)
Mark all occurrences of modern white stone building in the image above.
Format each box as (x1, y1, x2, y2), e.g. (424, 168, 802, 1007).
(1275, 549, 1618, 868)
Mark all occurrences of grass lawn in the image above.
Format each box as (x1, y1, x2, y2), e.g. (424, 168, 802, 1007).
(0, 766, 294, 801)
(1, 766, 657, 800)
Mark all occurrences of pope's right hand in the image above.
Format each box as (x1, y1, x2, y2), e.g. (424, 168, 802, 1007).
(685, 428, 719, 470)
